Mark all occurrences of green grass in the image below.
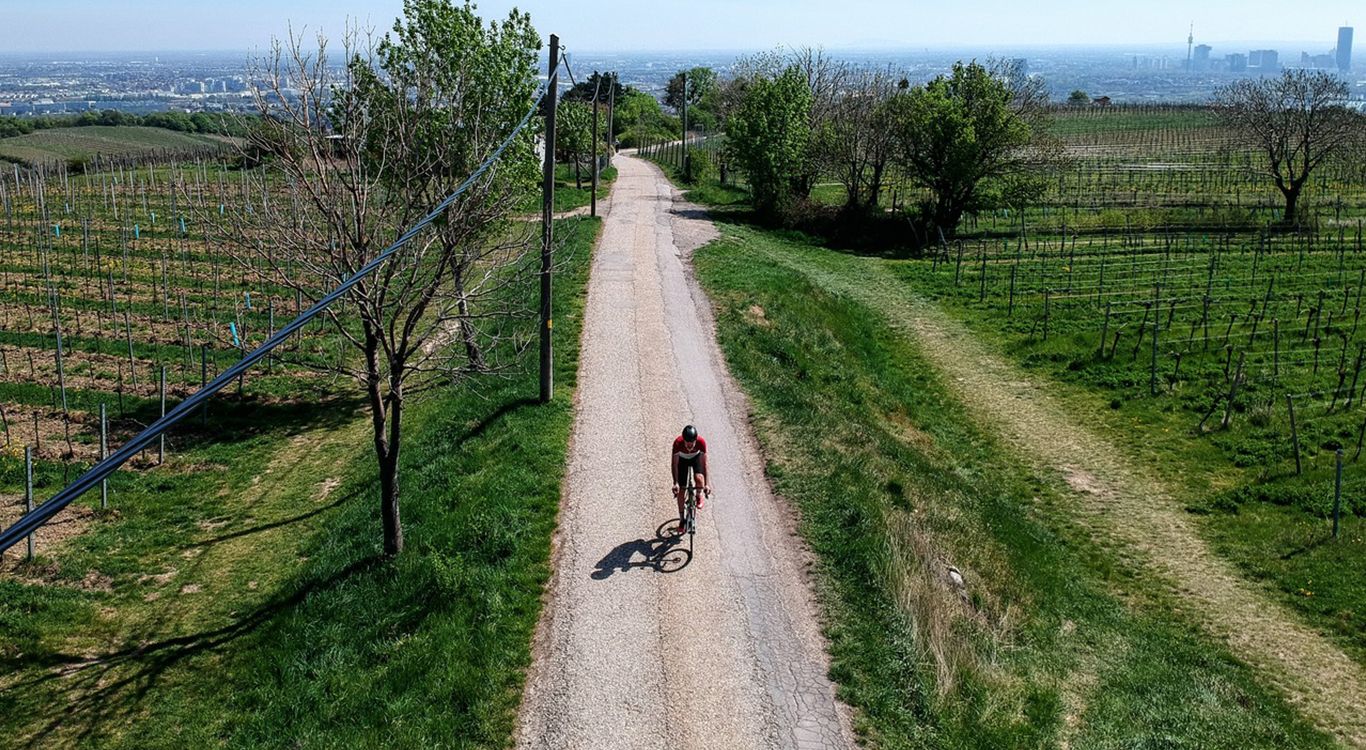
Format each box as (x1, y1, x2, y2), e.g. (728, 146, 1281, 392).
(692, 222, 1334, 748)
(551, 162, 616, 213)
(891, 240, 1366, 668)
(0, 126, 227, 165)
(1048, 108, 1219, 137)
(0, 216, 598, 748)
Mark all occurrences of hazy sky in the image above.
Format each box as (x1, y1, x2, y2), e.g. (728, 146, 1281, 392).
(2, 0, 1357, 52)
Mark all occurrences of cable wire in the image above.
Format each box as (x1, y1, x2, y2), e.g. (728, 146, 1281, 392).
(0, 74, 557, 555)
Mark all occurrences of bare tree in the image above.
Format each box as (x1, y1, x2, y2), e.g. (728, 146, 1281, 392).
(1215, 69, 1363, 226)
(199, 1, 541, 555)
(789, 47, 848, 200)
(817, 66, 898, 213)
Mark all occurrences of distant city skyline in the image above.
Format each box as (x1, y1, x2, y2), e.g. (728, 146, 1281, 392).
(2, 1, 1359, 54)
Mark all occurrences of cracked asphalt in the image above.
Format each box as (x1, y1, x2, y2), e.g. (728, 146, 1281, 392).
(514, 153, 856, 750)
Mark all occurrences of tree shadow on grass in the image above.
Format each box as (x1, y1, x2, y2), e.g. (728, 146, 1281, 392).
(1280, 533, 1331, 561)
(149, 395, 367, 454)
(5, 554, 383, 749)
(183, 491, 354, 551)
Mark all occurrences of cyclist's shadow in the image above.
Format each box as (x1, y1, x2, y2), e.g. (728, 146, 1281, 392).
(590, 520, 693, 579)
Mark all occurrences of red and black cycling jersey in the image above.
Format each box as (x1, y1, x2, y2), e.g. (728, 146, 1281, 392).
(672, 435, 707, 459)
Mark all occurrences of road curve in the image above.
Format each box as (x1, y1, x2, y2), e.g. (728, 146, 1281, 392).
(514, 154, 855, 750)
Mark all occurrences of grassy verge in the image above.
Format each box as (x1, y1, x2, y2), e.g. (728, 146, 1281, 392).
(891, 254, 1366, 667)
(549, 163, 617, 213)
(0, 216, 598, 748)
(691, 216, 1332, 747)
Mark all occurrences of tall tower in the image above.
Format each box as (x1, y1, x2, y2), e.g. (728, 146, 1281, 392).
(1338, 26, 1353, 73)
(1187, 24, 1195, 70)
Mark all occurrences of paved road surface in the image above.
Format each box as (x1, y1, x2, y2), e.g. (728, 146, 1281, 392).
(515, 154, 855, 750)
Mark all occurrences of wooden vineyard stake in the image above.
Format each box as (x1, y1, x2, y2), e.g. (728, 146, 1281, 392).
(1287, 394, 1302, 475)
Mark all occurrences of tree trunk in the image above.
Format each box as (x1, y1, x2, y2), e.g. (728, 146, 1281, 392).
(574, 157, 582, 190)
(453, 268, 484, 369)
(364, 331, 403, 555)
(934, 198, 966, 240)
(868, 162, 886, 209)
(1282, 185, 1302, 227)
(378, 401, 403, 556)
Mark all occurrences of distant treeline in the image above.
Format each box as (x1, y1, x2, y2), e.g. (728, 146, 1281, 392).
(0, 109, 254, 139)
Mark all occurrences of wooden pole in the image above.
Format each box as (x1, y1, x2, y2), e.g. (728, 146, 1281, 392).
(1151, 284, 1161, 395)
(591, 75, 601, 218)
(1287, 394, 1302, 475)
(681, 70, 689, 177)
(100, 403, 108, 509)
(25, 446, 34, 561)
(1333, 449, 1344, 539)
(539, 34, 559, 404)
(158, 366, 166, 465)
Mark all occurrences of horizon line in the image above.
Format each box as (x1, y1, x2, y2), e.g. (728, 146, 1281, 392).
(0, 37, 1352, 57)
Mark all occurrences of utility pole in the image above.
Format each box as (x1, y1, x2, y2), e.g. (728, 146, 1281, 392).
(680, 70, 689, 177)
(607, 72, 616, 151)
(540, 34, 559, 404)
(591, 74, 601, 218)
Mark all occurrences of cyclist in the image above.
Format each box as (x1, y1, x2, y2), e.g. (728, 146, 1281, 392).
(671, 424, 711, 534)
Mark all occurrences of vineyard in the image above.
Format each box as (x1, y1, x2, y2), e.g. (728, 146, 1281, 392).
(0, 126, 231, 169)
(0, 154, 356, 550)
(901, 107, 1366, 474)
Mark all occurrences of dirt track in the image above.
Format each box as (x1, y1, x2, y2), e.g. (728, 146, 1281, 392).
(752, 246, 1366, 748)
(514, 154, 855, 750)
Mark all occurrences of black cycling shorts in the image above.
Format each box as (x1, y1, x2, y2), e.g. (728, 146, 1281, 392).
(675, 454, 704, 487)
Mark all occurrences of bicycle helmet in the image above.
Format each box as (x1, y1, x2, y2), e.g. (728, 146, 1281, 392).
(682, 424, 698, 441)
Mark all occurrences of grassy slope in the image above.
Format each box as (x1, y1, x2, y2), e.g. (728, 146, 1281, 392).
(1048, 108, 1219, 136)
(894, 255, 1366, 667)
(0, 126, 224, 165)
(0, 216, 597, 748)
(690, 216, 1332, 747)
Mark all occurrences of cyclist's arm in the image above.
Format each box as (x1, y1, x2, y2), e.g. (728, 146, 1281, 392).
(670, 451, 679, 486)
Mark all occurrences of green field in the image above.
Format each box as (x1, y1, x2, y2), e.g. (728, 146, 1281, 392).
(0, 126, 229, 166)
(693, 222, 1333, 748)
(1047, 106, 1220, 137)
(0, 169, 598, 749)
(664, 100, 1366, 745)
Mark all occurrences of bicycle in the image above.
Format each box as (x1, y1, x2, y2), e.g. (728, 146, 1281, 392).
(676, 467, 695, 542)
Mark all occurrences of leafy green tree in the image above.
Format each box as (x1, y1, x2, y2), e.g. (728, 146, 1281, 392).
(556, 99, 595, 188)
(665, 67, 718, 129)
(614, 89, 677, 146)
(727, 65, 812, 220)
(888, 60, 1051, 239)
(1214, 69, 1363, 226)
(564, 70, 623, 104)
(0, 117, 35, 138)
(665, 67, 715, 109)
(215, 0, 541, 554)
(1068, 89, 1089, 105)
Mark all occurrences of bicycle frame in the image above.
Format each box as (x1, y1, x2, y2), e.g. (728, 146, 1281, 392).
(684, 467, 697, 538)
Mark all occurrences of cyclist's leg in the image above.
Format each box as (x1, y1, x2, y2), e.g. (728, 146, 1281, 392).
(692, 454, 708, 508)
(673, 462, 688, 521)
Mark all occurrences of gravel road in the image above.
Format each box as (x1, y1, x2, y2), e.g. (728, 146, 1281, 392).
(514, 154, 855, 750)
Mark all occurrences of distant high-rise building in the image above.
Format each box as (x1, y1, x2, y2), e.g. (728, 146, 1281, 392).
(1227, 53, 1248, 72)
(1303, 51, 1337, 69)
(1249, 49, 1279, 70)
(1194, 44, 1213, 70)
(1338, 26, 1353, 73)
